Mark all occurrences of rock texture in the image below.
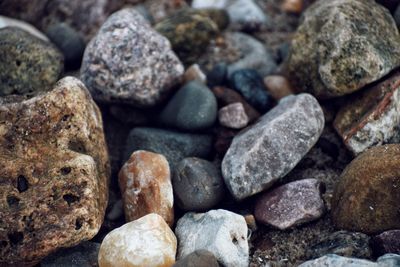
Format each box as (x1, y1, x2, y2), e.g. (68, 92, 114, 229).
(0, 77, 110, 266)
(331, 144, 400, 234)
(299, 253, 400, 267)
(372, 230, 400, 255)
(173, 250, 220, 267)
(218, 103, 249, 129)
(286, 0, 400, 98)
(98, 213, 177, 267)
(222, 94, 324, 200)
(264, 75, 294, 101)
(0, 16, 48, 41)
(81, 8, 184, 107)
(119, 150, 174, 226)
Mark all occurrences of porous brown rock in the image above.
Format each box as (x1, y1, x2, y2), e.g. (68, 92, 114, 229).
(0, 77, 110, 266)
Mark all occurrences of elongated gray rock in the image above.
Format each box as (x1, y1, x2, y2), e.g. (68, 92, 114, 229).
(221, 94, 324, 200)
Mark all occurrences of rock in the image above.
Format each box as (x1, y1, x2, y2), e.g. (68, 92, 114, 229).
(173, 250, 220, 267)
(264, 75, 294, 101)
(0, 27, 63, 97)
(372, 230, 400, 255)
(331, 144, 400, 234)
(244, 214, 257, 232)
(229, 69, 273, 112)
(184, 64, 207, 84)
(106, 199, 124, 221)
(298, 253, 400, 267)
(98, 213, 177, 267)
(81, 8, 184, 107)
(45, 23, 85, 70)
(0, 15, 48, 41)
(286, 0, 400, 99)
(119, 150, 174, 226)
(40, 242, 100, 267)
(222, 94, 324, 200)
(144, 0, 189, 23)
(334, 70, 400, 155)
(254, 179, 325, 230)
(0, 77, 110, 266)
(218, 103, 249, 129)
(173, 158, 225, 211)
(124, 127, 213, 168)
(159, 81, 217, 131)
(176, 209, 249, 267)
(282, 0, 304, 14)
(207, 63, 227, 87)
(214, 126, 239, 155)
(0, 0, 47, 25)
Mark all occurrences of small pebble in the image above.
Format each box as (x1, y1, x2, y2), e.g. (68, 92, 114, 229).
(218, 103, 249, 129)
(263, 75, 294, 101)
(173, 250, 220, 267)
(184, 64, 207, 84)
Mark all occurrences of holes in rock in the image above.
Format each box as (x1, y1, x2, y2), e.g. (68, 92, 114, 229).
(60, 167, 72, 175)
(75, 218, 83, 230)
(15, 60, 21, 67)
(63, 194, 80, 206)
(8, 232, 23, 246)
(68, 140, 87, 154)
(61, 114, 71, 122)
(232, 236, 238, 245)
(17, 175, 29, 193)
(6, 195, 20, 208)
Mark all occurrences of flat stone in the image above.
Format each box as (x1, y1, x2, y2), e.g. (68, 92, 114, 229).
(218, 103, 249, 129)
(286, 0, 400, 98)
(222, 94, 324, 200)
(299, 253, 400, 267)
(372, 230, 400, 255)
(176, 209, 249, 267)
(184, 64, 207, 84)
(331, 144, 400, 234)
(254, 179, 325, 230)
(81, 8, 184, 107)
(334, 70, 400, 155)
(173, 158, 225, 211)
(0, 15, 48, 41)
(264, 75, 294, 101)
(119, 150, 174, 226)
(173, 250, 220, 267)
(0, 77, 110, 266)
(98, 213, 177, 267)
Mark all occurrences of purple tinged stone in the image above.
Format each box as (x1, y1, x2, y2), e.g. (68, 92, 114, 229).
(372, 230, 400, 255)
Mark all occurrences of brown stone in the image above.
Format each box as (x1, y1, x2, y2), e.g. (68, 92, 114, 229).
(0, 77, 110, 266)
(264, 75, 294, 101)
(183, 64, 207, 84)
(331, 144, 400, 234)
(119, 150, 174, 226)
(282, 0, 304, 14)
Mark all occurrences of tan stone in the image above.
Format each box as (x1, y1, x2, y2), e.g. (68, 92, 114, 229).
(282, 0, 304, 14)
(119, 150, 174, 226)
(98, 213, 177, 267)
(0, 77, 110, 266)
(183, 64, 207, 84)
(264, 75, 294, 101)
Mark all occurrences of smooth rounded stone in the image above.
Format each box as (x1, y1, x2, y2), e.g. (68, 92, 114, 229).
(176, 209, 249, 267)
(45, 23, 85, 70)
(184, 64, 207, 84)
(81, 8, 184, 107)
(124, 127, 213, 168)
(214, 126, 239, 155)
(331, 144, 400, 234)
(159, 81, 218, 131)
(372, 230, 400, 255)
(282, 0, 304, 14)
(98, 213, 177, 267)
(0, 27, 63, 96)
(334, 70, 400, 155)
(254, 179, 325, 230)
(173, 250, 220, 267)
(40, 242, 100, 267)
(0, 15, 48, 41)
(298, 254, 400, 267)
(222, 94, 324, 200)
(264, 75, 294, 101)
(119, 150, 174, 226)
(173, 158, 225, 211)
(0, 77, 110, 266)
(218, 103, 249, 129)
(286, 0, 400, 99)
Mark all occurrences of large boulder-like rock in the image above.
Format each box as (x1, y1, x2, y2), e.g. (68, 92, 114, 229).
(0, 77, 110, 266)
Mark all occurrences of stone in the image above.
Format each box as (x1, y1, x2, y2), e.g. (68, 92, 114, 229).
(334, 70, 400, 155)
(207, 63, 227, 87)
(331, 144, 400, 234)
(264, 75, 294, 101)
(98, 213, 177, 267)
(173, 158, 225, 211)
(124, 127, 213, 168)
(176, 209, 249, 267)
(229, 69, 273, 113)
(0, 0, 47, 25)
(372, 230, 400, 255)
(184, 64, 207, 84)
(0, 27, 63, 97)
(159, 81, 217, 131)
(282, 0, 304, 14)
(0, 77, 110, 266)
(119, 150, 174, 226)
(214, 126, 239, 155)
(0, 16, 48, 41)
(144, 0, 189, 23)
(218, 103, 249, 129)
(286, 0, 400, 99)
(222, 94, 324, 200)
(81, 8, 184, 107)
(254, 179, 325, 230)
(173, 250, 220, 267)
(298, 253, 400, 267)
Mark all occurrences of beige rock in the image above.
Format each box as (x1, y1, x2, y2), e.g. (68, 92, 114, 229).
(218, 102, 249, 129)
(264, 75, 294, 101)
(98, 213, 177, 267)
(184, 64, 207, 84)
(0, 15, 49, 41)
(282, 0, 304, 14)
(119, 150, 174, 226)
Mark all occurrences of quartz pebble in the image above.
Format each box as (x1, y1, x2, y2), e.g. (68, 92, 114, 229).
(218, 103, 249, 129)
(264, 75, 294, 101)
(372, 230, 400, 255)
(282, 0, 303, 14)
(173, 250, 220, 267)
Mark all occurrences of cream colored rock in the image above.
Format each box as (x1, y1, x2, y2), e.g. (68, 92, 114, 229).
(184, 64, 207, 84)
(98, 213, 177, 267)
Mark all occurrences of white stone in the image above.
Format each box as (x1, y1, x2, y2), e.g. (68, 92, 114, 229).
(0, 15, 49, 41)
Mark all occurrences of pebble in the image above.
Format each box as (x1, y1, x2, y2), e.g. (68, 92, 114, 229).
(80, 8, 184, 107)
(286, 0, 400, 98)
(0, 27, 63, 96)
(144, 0, 189, 23)
(173, 250, 220, 267)
(298, 253, 400, 267)
(222, 94, 324, 200)
(331, 144, 400, 234)
(0, 15, 48, 41)
(184, 64, 207, 84)
(218, 103, 249, 129)
(264, 75, 294, 101)
(173, 157, 225, 211)
(0, 77, 110, 266)
(98, 213, 177, 267)
(207, 62, 228, 87)
(372, 230, 400, 255)
(254, 179, 325, 230)
(119, 150, 174, 226)
(159, 81, 218, 131)
(176, 209, 249, 267)
(282, 0, 304, 14)
(334, 70, 400, 155)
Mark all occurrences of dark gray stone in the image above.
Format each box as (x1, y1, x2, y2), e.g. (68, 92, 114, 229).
(173, 249, 220, 267)
(372, 230, 400, 256)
